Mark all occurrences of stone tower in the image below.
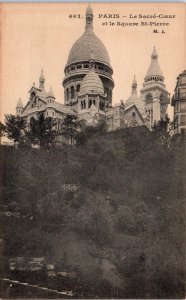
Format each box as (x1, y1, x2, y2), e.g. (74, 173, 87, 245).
(140, 47, 170, 129)
(63, 4, 114, 111)
(125, 75, 145, 116)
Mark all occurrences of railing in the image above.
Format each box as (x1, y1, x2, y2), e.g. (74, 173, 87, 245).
(65, 67, 113, 79)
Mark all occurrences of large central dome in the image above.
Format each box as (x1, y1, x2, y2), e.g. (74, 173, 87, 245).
(67, 30, 110, 65)
(63, 4, 114, 107)
(67, 4, 110, 66)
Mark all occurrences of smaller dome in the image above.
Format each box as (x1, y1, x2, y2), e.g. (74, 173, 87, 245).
(80, 69, 104, 95)
(46, 86, 55, 98)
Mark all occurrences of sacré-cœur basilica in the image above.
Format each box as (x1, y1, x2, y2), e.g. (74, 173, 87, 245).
(16, 4, 170, 132)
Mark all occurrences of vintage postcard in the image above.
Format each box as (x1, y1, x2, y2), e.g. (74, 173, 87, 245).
(0, 2, 185, 299)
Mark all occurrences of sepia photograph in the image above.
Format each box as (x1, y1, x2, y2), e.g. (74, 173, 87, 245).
(0, 2, 186, 299)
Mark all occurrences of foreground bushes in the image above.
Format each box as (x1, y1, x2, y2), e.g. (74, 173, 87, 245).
(0, 128, 185, 298)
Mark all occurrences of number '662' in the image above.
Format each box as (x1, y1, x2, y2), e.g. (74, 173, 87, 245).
(69, 14, 81, 18)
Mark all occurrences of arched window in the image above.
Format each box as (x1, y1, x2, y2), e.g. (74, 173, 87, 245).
(132, 112, 136, 117)
(71, 86, 74, 99)
(99, 102, 104, 111)
(66, 88, 69, 101)
(81, 100, 86, 109)
(88, 99, 92, 108)
(93, 99, 96, 106)
(146, 94, 153, 105)
(77, 85, 80, 92)
(160, 94, 164, 102)
(30, 117, 35, 125)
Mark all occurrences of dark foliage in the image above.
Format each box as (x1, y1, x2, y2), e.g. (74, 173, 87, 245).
(4, 114, 27, 144)
(61, 114, 79, 145)
(0, 127, 185, 298)
(28, 113, 56, 148)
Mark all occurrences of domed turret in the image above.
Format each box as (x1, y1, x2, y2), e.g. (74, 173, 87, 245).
(46, 86, 55, 99)
(80, 69, 104, 96)
(145, 47, 164, 80)
(46, 86, 55, 104)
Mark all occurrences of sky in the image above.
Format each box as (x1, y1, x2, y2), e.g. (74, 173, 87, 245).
(0, 2, 186, 122)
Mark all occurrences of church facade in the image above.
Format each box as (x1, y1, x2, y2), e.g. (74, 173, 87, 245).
(16, 4, 170, 132)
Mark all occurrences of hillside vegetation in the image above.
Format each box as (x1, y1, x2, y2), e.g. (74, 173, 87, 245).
(0, 126, 185, 298)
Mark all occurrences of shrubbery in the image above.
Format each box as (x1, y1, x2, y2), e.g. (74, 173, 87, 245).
(0, 126, 185, 298)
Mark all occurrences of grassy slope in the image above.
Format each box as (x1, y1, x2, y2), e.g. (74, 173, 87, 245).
(0, 127, 185, 298)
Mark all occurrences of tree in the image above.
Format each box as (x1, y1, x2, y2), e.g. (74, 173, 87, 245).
(61, 114, 79, 146)
(0, 121, 6, 137)
(152, 115, 173, 148)
(4, 114, 26, 146)
(152, 114, 170, 134)
(28, 113, 56, 148)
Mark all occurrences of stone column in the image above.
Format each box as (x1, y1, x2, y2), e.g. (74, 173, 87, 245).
(85, 95, 88, 109)
(153, 91, 160, 124)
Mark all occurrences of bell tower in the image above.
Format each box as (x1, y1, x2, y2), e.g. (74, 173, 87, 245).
(140, 47, 170, 129)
